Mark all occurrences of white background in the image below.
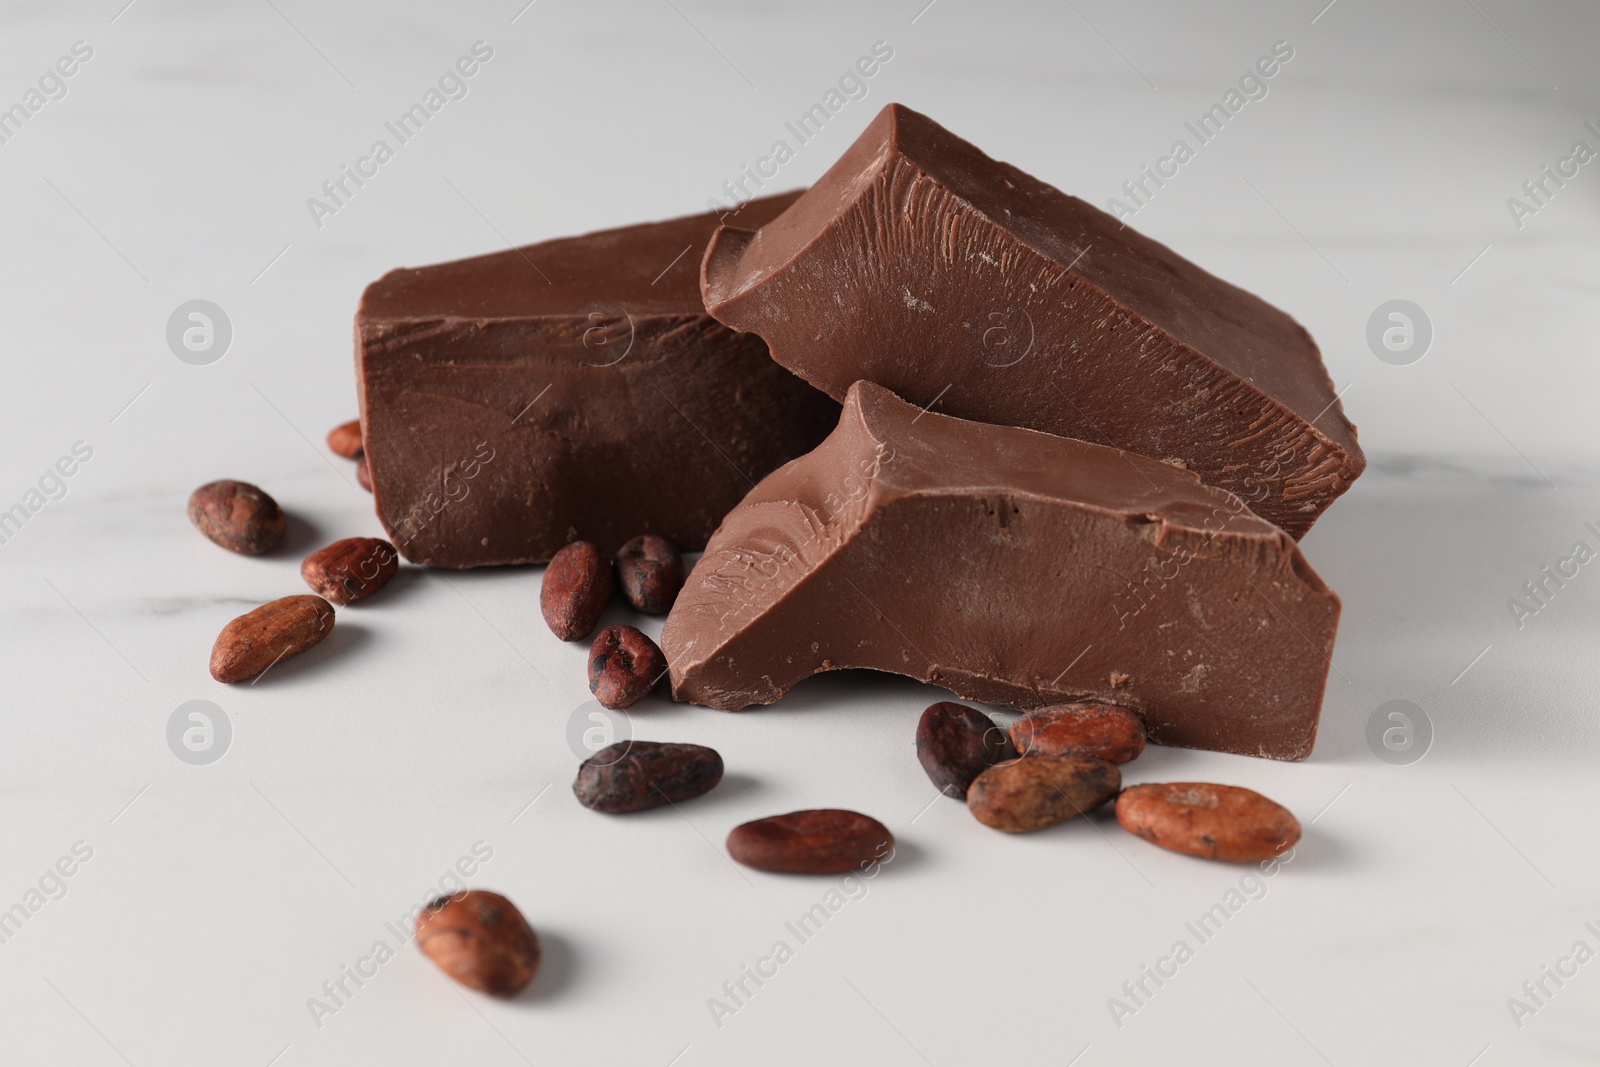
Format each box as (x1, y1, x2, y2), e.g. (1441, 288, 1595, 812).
(1, 1, 1598, 1064)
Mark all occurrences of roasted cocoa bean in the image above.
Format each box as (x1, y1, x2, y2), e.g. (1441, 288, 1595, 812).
(587, 625, 666, 709)
(414, 889, 540, 996)
(966, 755, 1120, 832)
(187, 479, 286, 555)
(209, 595, 335, 683)
(614, 534, 685, 614)
(916, 701, 1016, 797)
(573, 741, 723, 813)
(301, 537, 399, 605)
(1115, 782, 1300, 862)
(355, 458, 372, 492)
(726, 809, 894, 874)
(541, 541, 612, 641)
(1010, 703, 1145, 764)
(327, 419, 363, 459)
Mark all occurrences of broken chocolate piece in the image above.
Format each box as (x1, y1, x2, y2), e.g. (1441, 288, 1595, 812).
(660, 381, 1340, 760)
(701, 103, 1363, 538)
(356, 193, 838, 567)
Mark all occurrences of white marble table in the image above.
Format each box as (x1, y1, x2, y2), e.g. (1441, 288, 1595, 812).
(1, 1, 1597, 1064)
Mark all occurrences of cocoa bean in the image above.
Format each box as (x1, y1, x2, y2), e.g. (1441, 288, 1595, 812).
(916, 701, 1015, 797)
(327, 419, 363, 459)
(573, 741, 723, 813)
(726, 809, 894, 874)
(301, 537, 398, 605)
(415, 889, 540, 997)
(1115, 782, 1300, 862)
(355, 459, 372, 492)
(614, 534, 685, 614)
(209, 595, 335, 683)
(1010, 703, 1145, 764)
(966, 755, 1120, 832)
(587, 625, 666, 709)
(187, 479, 285, 555)
(541, 541, 612, 641)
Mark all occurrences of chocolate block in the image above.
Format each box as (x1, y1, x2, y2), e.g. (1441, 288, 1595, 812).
(661, 381, 1340, 760)
(701, 103, 1363, 539)
(356, 194, 838, 567)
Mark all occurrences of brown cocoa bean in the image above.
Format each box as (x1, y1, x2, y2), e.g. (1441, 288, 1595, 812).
(355, 458, 372, 492)
(614, 534, 685, 614)
(414, 889, 540, 997)
(966, 755, 1120, 832)
(1010, 703, 1145, 764)
(573, 741, 723, 813)
(587, 625, 666, 709)
(187, 480, 286, 555)
(726, 809, 894, 874)
(1115, 782, 1300, 862)
(541, 541, 612, 641)
(209, 595, 335, 683)
(301, 537, 399, 605)
(916, 701, 1016, 797)
(327, 419, 363, 459)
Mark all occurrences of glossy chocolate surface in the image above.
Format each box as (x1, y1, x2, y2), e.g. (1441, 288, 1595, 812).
(701, 104, 1363, 538)
(662, 381, 1340, 760)
(357, 193, 838, 567)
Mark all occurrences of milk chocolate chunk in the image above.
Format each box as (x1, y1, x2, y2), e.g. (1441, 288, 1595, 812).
(701, 103, 1363, 539)
(661, 381, 1340, 760)
(356, 193, 838, 568)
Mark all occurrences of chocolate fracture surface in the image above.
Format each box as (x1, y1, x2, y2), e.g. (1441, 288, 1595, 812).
(701, 103, 1363, 538)
(661, 382, 1340, 760)
(357, 193, 838, 567)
